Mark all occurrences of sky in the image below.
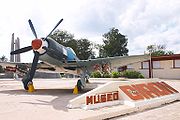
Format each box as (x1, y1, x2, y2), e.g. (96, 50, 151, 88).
(0, 0, 180, 62)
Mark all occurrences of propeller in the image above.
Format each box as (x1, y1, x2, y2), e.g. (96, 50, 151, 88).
(10, 46, 32, 55)
(28, 19, 38, 38)
(11, 19, 40, 55)
(29, 51, 39, 80)
(11, 18, 63, 90)
(22, 51, 39, 90)
(44, 18, 63, 40)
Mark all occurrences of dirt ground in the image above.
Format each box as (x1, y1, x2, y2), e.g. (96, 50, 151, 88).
(0, 79, 180, 120)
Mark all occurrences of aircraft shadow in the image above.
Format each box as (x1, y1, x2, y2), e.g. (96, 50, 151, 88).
(0, 88, 91, 111)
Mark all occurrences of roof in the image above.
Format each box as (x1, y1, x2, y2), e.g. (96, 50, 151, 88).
(151, 54, 180, 61)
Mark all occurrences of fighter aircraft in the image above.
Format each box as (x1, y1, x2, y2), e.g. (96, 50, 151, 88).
(1, 18, 150, 92)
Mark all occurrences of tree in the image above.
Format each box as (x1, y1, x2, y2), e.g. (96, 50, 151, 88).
(50, 30, 93, 60)
(98, 44, 106, 58)
(76, 38, 93, 60)
(146, 44, 174, 56)
(50, 30, 74, 45)
(0, 55, 8, 62)
(99, 27, 128, 57)
(0, 55, 7, 73)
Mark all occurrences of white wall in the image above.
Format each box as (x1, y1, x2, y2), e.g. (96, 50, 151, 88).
(134, 60, 180, 79)
(112, 60, 180, 79)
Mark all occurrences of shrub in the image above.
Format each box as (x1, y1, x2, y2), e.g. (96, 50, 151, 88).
(103, 72, 111, 78)
(119, 72, 124, 77)
(111, 71, 120, 78)
(91, 70, 144, 79)
(91, 71, 102, 78)
(138, 74, 144, 78)
(121, 70, 144, 79)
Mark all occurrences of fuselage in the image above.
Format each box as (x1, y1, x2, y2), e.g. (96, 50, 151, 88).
(38, 37, 80, 74)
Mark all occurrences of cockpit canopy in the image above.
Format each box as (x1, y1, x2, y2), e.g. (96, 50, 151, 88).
(66, 47, 78, 61)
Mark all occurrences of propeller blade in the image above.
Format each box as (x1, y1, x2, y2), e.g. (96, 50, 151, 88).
(29, 51, 39, 81)
(45, 19, 63, 39)
(22, 51, 39, 90)
(10, 46, 32, 55)
(28, 19, 38, 38)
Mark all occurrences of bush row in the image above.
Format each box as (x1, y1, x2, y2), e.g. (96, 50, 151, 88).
(91, 70, 144, 79)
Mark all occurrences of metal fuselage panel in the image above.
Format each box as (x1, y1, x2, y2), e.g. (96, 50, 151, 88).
(38, 38, 80, 74)
(39, 53, 81, 75)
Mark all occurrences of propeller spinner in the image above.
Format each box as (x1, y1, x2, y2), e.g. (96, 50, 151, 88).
(11, 18, 63, 90)
(32, 39, 42, 50)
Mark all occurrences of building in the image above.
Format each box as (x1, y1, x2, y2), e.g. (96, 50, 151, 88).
(117, 54, 180, 79)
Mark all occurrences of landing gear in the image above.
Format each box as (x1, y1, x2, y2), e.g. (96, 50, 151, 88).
(22, 78, 29, 90)
(77, 79, 83, 91)
(73, 73, 89, 94)
(22, 79, 35, 92)
(73, 79, 83, 94)
(85, 75, 90, 83)
(27, 82, 35, 92)
(22, 72, 35, 92)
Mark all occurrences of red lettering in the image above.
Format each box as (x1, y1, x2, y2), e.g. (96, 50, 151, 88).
(119, 85, 144, 100)
(113, 92, 119, 100)
(135, 84, 159, 98)
(86, 91, 119, 105)
(120, 82, 179, 101)
(131, 84, 151, 99)
(155, 82, 173, 95)
(146, 83, 161, 97)
(101, 94, 106, 102)
(86, 96, 93, 105)
(94, 95, 100, 104)
(107, 93, 113, 101)
(86, 82, 178, 105)
(160, 82, 179, 94)
(147, 82, 169, 96)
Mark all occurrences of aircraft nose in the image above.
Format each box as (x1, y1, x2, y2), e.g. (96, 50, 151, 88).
(32, 39, 42, 50)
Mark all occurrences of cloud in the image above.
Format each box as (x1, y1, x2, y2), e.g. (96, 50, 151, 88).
(117, 0, 180, 54)
(0, 0, 180, 62)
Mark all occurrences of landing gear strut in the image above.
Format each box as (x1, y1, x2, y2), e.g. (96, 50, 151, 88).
(73, 72, 89, 94)
(22, 72, 35, 92)
(73, 79, 83, 94)
(22, 76, 29, 90)
(77, 79, 83, 91)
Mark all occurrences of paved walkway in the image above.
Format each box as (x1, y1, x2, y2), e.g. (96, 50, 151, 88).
(111, 101, 180, 120)
(0, 79, 179, 120)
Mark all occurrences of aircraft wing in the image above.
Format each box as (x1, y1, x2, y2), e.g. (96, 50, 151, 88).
(0, 62, 55, 73)
(77, 54, 150, 69)
(0, 54, 150, 74)
(0, 61, 79, 75)
(0, 62, 29, 68)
